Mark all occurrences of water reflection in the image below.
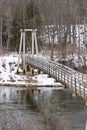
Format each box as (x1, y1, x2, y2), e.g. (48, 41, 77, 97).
(0, 86, 86, 130)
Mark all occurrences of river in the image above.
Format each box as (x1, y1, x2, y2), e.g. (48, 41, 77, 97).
(0, 86, 87, 130)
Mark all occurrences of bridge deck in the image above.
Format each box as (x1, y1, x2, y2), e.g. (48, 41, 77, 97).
(26, 55, 87, 101)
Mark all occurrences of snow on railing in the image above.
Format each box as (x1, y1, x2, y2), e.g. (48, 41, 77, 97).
(26, 55, 87, 100)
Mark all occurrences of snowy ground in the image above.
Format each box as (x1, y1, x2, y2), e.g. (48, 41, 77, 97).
(0, 53, 62, 87)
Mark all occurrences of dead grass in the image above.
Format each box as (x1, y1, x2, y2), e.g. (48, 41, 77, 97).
(42, 43, 87, 58)
(77, 66, 87, 74)
(42, 44, 77, 57)
(25, 78, 37, 83)
(0, 48, 9, 56)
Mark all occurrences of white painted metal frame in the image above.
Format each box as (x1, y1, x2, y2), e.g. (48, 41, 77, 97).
(20, 29, 38, 55)
(17, 29, 38, 73)
(27, 55, 87, 100)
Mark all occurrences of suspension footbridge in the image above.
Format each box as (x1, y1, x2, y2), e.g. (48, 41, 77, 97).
(17, 28, 87, 102)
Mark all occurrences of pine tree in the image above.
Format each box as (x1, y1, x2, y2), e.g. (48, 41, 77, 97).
(10, 0, 43, 51)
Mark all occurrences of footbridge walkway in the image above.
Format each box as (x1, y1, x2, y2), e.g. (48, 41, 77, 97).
(26, 55, 87, 101)
(17, 28, 87, 102)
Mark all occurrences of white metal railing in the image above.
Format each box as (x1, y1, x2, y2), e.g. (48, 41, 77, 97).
(26, 55, 87, 100)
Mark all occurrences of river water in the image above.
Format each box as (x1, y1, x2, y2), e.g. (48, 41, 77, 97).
(0, 86, 87, 130)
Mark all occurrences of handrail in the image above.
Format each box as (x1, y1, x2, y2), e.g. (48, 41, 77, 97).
(26, 55, 87, 100)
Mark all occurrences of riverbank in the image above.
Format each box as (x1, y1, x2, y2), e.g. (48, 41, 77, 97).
(0, 53, 63, 88)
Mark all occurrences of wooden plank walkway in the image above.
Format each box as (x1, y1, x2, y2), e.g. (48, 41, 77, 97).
(26, 55, 87, 101)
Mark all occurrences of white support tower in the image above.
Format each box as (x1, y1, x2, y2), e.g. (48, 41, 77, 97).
(32, 29, 38, 55)
(17, 29, 38, 74)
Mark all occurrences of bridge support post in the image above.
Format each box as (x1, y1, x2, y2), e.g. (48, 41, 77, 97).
(74, 78, 77, 96)
(32, 29, 38, 55)
(29, 67, 34, 75)
(23, 30, 27, 74)
(17, 29, 27, 74)
(79, 83, 81, 96)
(71, 76, 73, 89)
(85, 121, 87, 130)
(17, 28, 38, 74)
(38, 69, 41, 74)
(30, 67, 39, 75)
(84, 86, 86, 99)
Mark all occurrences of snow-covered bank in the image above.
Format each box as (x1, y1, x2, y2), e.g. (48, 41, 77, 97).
(0, 54, 63, 87)
(0, 54, 28, 85)
(33, 74, 62, 86)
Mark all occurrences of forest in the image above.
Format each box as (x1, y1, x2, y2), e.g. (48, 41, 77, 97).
(0, 0, 87, 64)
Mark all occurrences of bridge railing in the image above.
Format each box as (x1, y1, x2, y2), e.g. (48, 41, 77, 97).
(26, 55, 87, 100)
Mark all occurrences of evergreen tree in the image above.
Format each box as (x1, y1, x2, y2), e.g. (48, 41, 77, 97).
(2, 16, 7, 48)
(10, 0, 43, 51)
(10, 14, 21, 51)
